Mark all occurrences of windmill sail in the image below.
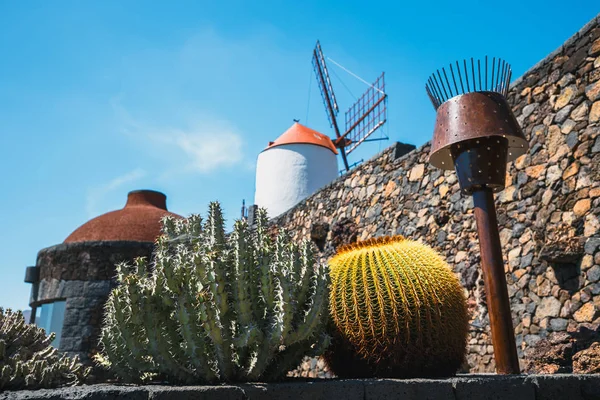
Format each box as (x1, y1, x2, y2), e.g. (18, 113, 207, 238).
(312, 41, 349, 170)
(311, 41, 387, 171)
(312, 41, 339, 126)
(344, 73, 387, 155)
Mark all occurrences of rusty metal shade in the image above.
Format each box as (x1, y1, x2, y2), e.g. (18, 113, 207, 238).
(451, 135, 509, 194)
(429, 91, 528, 170)
(425, 57, 528, 171)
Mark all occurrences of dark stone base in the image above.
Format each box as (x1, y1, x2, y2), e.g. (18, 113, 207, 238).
(3, 375, 600, 400)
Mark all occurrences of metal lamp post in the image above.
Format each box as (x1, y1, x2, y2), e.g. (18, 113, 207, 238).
(425, 57, 528, 374)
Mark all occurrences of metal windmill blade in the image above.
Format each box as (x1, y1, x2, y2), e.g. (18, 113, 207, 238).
(312, 41, 349, 170)
(312, 41, 388, 172)
(344, 72, 387, 155)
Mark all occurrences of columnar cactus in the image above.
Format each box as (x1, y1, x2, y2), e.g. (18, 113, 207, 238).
(96, 202, 330, 383)
(0, 308, 89, 390)
(325, 236, 469, 378)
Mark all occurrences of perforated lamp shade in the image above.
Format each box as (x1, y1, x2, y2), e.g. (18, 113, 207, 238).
(429, 91, 528, 169)
(429, 92, 528, 194)
(425, 57, 528, 195)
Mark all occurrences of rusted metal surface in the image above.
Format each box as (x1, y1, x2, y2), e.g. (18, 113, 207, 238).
(430, 92, 527, 170)
(450, 136, 508, 194)
(473, 189, 521, 374)
(425, 57, 525, 374)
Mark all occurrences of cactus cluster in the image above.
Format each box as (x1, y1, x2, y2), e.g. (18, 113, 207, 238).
(325, 235, 469, 378)
(0, 308, 89, 390)
(96, 202, 330, 383)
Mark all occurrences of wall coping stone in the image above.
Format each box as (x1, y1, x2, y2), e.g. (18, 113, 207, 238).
(3, 375, 600, 400)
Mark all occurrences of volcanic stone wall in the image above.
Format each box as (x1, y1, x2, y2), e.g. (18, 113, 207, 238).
(274, 14, 600, 373)
(33, 241, 154, 363)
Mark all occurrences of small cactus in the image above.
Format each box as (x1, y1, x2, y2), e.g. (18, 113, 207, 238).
(0, 308, 89, 390)
(325, 235, 469, 378)
(96, 202, 330, 383)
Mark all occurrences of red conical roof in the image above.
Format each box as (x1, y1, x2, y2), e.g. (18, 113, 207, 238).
(265, 122, 338, 154)
(64, 190, 182, 243)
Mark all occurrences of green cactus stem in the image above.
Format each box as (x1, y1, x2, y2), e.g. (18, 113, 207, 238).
(325, 235, 469, 378)
(96, 202, 330, 383)
(0, 308, 89, 390)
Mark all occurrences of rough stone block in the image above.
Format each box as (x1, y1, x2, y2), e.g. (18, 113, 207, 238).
(59, 336, 83, 351)
(392, 142, 417, 161)
(61, 308, 80, 327)
(148, 385, 244, 400)
(580, 375, 600, 400)
(453, 375, 535, 400)
(241, 380, 364, 400)
(37, 279, 59, 301)
(1, 384, 149, 400)
(84, 281, 113, 297)
(364, 379, 454, 400)
(3, 376, 600, 399)
(66, 296, 88, 309)
(526, 374, 583, 400)
(585, 237, 600, 254)
(62, 281, 86, 298)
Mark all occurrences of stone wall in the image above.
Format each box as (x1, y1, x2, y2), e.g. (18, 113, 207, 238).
(36, 241, 155, 281)
(274, 14, 600, 373)
(33, 241, 154, 363)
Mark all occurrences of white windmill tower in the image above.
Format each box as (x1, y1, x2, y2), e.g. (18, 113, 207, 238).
(253, 41, 388, 219)
(254, 122, 339, 218)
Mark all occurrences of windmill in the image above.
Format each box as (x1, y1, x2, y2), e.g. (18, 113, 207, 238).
(312, 41, 388, 172)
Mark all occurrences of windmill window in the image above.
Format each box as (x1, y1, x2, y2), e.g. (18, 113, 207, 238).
(35, 300, 66, 348)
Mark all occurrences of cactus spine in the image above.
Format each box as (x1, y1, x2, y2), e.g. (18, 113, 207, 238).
(96, 202, 330, 383)
(0, 308, 89, 390)
(325, 236, 468, 378)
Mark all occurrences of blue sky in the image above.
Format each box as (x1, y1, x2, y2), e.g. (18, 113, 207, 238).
(0, 1, 597, 311)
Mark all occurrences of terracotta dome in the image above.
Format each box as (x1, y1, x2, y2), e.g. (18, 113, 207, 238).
(64, 190, 181, 243)
(265, 122, 338, 154)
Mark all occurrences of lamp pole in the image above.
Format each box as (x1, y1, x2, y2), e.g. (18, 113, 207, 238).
(425, 58, 527, 374)
(472, 188, 520, 373)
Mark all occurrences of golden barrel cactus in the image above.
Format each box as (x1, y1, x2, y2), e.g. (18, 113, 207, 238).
(324, 235, 469, 378)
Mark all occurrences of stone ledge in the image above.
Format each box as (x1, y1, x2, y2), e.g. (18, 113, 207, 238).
(3, 375, 600, 400)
